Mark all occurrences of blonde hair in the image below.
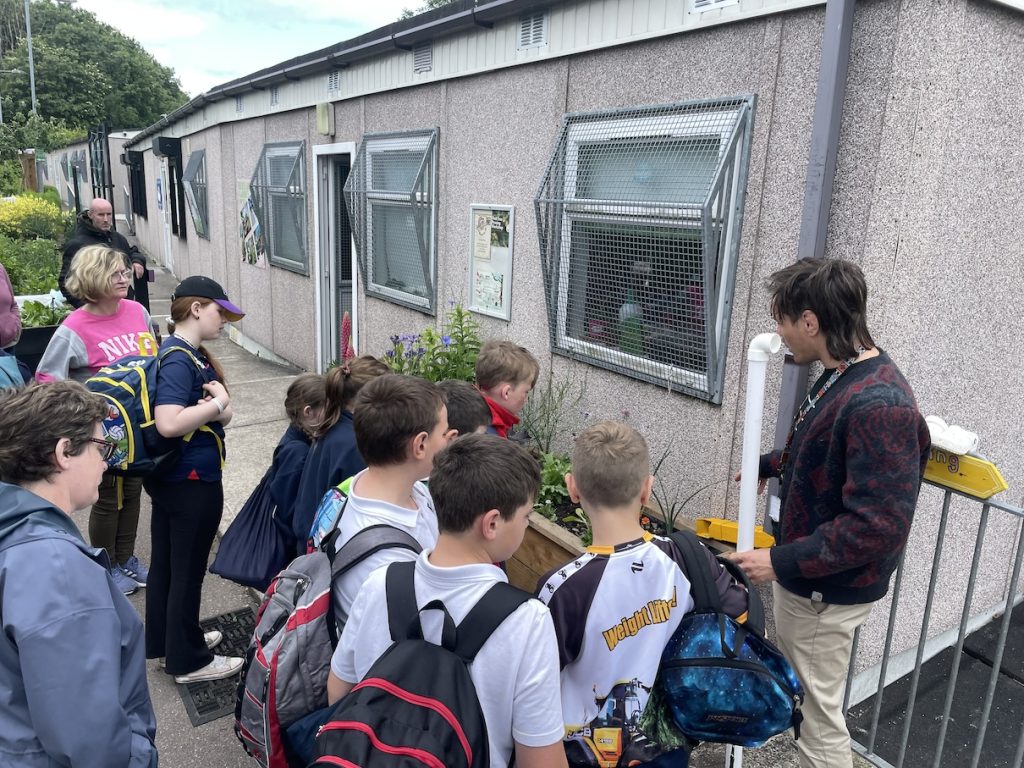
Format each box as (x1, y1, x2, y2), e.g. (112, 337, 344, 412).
(65, 245, 130, 304)
(571, 420, 650, 508)
(474, 340, 540, 391)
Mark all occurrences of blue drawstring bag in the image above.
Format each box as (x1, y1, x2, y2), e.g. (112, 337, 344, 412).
(210, 467, 292, 592)
(659, 531, 804, 748)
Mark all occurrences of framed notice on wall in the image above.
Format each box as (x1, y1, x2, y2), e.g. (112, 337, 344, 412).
(468, 204, 514, 321)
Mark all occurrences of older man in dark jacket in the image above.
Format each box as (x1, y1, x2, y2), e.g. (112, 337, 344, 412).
(59, 198, 150, 310)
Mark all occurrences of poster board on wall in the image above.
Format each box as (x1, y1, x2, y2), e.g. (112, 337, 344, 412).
(237, 180, 267, 269)
(468, 204, 514, 321)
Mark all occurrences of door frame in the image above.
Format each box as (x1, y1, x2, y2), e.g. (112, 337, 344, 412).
(312, 141, 357, 373)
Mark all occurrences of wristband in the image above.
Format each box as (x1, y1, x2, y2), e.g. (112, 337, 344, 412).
(210, 396, 224, 414)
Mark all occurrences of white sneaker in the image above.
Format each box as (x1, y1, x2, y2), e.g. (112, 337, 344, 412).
(203, 630, 223, 650)
(174, 655, 243, 684)
(158, 631, 225, 668)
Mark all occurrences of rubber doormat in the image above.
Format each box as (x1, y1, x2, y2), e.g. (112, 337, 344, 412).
(176, 607, 255, 727)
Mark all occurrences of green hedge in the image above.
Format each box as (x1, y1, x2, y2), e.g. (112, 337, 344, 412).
(0, 235, 62, 294)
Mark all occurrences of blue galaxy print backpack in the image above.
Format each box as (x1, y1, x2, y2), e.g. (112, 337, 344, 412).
(659, 531, 804, 748)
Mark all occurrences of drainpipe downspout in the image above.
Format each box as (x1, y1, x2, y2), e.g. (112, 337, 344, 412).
(767, 0, 858, 529)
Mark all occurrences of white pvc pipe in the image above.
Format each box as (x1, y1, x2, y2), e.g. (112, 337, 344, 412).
(737, 332, 783, 553)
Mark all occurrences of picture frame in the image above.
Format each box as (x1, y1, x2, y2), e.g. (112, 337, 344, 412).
(467, 204, 514, 321)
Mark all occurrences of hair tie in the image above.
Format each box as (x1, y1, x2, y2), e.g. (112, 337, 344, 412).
(340, 363, 351, 376)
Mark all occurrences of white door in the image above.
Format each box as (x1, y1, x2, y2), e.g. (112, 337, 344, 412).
(312, 143, 357, 372)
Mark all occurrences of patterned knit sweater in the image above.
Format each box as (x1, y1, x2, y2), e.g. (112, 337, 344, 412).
(760, 351, 930, 605)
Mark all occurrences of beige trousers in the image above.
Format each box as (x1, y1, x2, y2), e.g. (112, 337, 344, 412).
(772, 582, 874, 768)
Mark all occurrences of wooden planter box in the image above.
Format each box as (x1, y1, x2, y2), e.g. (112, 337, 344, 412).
(507, 506, 733, 593)
(12, 324, 58, 375)
(507, 513, 585, 592)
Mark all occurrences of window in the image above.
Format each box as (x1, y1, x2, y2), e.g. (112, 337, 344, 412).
(535, 96, 756, 403)
(344, 129, 438, 313)
(327, 70, 341, 91)
(270, 86, 280, 106)
(250, 142, 307, 273)
(182, 149, 209, 239)
(125, 150, 148, 219)
(235, 95, 244, 113)
(413, 41, 432, 73)
(518, 12, 546, 49)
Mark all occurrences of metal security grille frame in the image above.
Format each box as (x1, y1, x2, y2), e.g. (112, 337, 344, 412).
(182, 149, 208, 239)
(125, 150, 147, 219)
(535, 95, 756, 403)
(845, 482, 1024, 768)
(343, 128, 439, 314)
(251, 141, 308, 273)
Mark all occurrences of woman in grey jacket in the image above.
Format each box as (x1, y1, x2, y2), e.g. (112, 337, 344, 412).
(0, 380, 157, 767)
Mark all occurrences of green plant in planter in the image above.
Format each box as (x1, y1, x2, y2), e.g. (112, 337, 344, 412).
(384, 303, 482, 382)
(1, 235, 62, 295)
(20, 298, 70, 328)
(649, 442, 729, 534)
(561, 506, 593, 547)
(517, 367, 587, 454)
(534, 452, 571, 521)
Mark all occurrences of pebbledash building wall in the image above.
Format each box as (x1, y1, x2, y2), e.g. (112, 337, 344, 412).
(49, 0, 1024, 699)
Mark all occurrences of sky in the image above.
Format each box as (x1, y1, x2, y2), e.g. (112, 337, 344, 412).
(72, 0, 417, 97)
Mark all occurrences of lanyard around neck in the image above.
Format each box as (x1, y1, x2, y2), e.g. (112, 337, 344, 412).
(778, 347, 864, 479)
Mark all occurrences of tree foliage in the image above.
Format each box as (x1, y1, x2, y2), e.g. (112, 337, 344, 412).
(400, 0, 458, 20)
(0, 0, 187, 132)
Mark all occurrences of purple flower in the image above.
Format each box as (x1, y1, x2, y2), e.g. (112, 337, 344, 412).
(441, 335, 452, 346)
(417, 347, 426, 356)
(390, 334, 400, 345)
(448, 299, 456, 308)
(385, 349, 395, 358)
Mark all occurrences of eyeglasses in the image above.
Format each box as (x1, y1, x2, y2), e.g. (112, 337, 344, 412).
(110, 269, 133, 283)
(85, 437, 116, 462)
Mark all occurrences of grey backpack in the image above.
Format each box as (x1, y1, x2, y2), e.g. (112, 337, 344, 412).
(234, 523, 421, 768)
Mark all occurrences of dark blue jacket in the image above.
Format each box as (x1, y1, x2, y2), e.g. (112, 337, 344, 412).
(268, 424, 311, 536)
(291, 412, 364, 546)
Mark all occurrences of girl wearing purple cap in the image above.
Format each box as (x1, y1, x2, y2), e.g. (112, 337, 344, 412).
(144, 276, 246, 683)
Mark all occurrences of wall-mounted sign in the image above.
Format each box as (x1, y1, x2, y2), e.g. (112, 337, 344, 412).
(238, 180, 267, 269)
(468, 204, 514, 321)
(155, 178, 163, 210)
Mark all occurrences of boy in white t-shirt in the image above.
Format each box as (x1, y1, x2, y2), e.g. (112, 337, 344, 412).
(329, 374, 448, 621)
(327, 434, 568, 768)
(538, 421, 749, 767)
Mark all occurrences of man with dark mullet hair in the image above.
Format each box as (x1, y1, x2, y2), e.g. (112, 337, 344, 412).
(730, 258, 930, 768)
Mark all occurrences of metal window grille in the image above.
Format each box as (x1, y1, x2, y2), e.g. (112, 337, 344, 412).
(270, 86, 280, 106)
(327, 70, 341, 91)
(343, 128, 438, 314)
(413, 41, 433, 73)
(250, 141, 308, 273)
(691, 0, 740, 12)
(534, 95, 756, 403)
(182, 149, 209, 239)
(235, 95, 244, 113)
(518, 12, 546, 48)
(126, 150, 147, 219)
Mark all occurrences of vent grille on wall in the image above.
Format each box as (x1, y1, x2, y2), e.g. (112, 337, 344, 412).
(270, 86, 280, 106)
(518, 12, 546, 49)
(413, 41, 433, 73)
(235, 95, 244, 113)
(690, 0, 740, 12)
(327, 70, 341, 91)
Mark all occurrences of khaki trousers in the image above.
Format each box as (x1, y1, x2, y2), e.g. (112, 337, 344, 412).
(772, 582, 874, 768)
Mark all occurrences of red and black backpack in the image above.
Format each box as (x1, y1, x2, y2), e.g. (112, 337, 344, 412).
(311, 560, 532, 768)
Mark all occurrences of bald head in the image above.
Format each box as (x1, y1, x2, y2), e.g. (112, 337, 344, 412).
(88, 199, 113, 232)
